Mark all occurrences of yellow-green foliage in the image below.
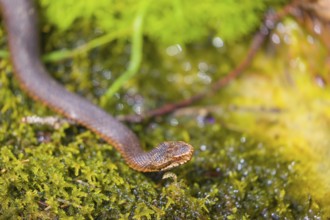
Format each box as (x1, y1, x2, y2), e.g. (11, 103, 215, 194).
(39, 0, 286, 45)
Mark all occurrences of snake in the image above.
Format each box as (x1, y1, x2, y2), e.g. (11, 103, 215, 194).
(0, 0, 193, 172)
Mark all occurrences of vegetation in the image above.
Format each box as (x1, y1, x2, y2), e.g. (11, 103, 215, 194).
(39, 0, 285, 44)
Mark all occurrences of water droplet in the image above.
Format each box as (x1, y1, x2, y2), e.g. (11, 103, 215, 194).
(198, 62, 209, 72)
(276, 22, 286, 33)
(315, 75, 326, 88)
(197, 71, 212, 84)
(271, 33, 280, 44)
(170, 118, 179, 126)
(237, 163, 242, 171)
(212, 37, 224, 48)
(200, 145, 207, 151)
(116, 103, 124, 110)
(313, 23, 321, 34)
(283, 35, 291, 44)
(267, 179, 273, 186)
(182, 62, 192, 71)
(133, 105, 142, 114)
(166, 44, 182, 56)
(307, 35, 315, 44)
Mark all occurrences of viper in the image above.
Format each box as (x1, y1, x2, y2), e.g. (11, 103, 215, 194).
(0, 0, 193, 172)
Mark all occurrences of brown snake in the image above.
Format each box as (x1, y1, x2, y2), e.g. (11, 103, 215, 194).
(0, 0, 193, 172)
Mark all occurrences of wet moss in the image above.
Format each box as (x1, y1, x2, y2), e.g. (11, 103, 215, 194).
(0, 96, 323, 218)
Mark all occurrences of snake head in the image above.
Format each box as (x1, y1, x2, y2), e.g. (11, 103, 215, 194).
(144, 141, 194, 172)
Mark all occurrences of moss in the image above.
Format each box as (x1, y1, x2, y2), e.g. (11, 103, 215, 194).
(38, 0, 287, 45)
(0, 104, 323, 218)
(0, 67, 324, 217)
(213, 18, 330, 215)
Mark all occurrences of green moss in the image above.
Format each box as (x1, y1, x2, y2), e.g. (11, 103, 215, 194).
(39, 0, 287, 45)
(0, 107, 322, 218)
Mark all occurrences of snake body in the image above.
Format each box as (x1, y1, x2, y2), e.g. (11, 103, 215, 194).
(0, 0, 193, 172)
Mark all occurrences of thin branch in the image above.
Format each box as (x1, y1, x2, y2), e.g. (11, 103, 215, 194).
(42, 28, 130, 62)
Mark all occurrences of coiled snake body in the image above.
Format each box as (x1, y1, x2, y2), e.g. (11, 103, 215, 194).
(0, 0, 193, 172)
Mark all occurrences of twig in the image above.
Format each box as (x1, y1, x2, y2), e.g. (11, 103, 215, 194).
(0, 29, 130, 62)
(21, 115, 74, 129)
(42, 28, 130, 62)
(120, 2, 297, 123)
